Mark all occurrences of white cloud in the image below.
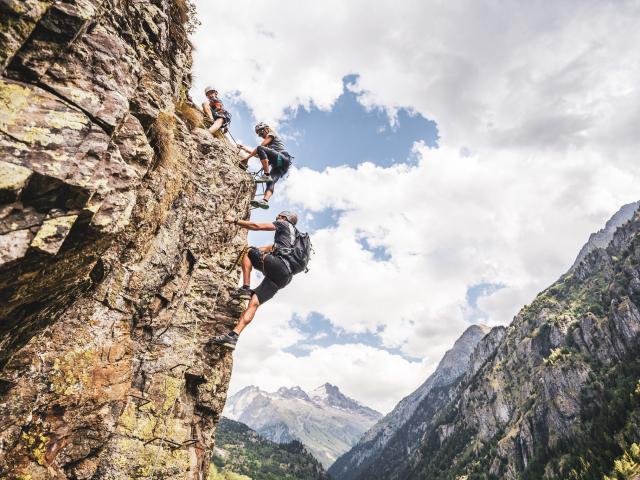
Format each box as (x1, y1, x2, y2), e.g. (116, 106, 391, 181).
(192, 0, 640, 159)
(229, 340, 431, 414)
(193, 0, 640, 412)
(281, 143, 638, 343)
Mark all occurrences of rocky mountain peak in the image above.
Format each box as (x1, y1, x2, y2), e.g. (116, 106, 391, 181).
(277, 386, 312, 401)
(571, 200, 640, 269)
(311, 382, 344, 401)
(311, 383, 380, 418)
(224, 383, 382, 468)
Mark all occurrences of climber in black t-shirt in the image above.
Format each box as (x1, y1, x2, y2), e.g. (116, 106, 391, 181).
(202, 86, 231, 135)
(208, 211, 299, 350)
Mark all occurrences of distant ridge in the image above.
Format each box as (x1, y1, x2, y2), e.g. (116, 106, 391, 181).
(224, 383, 381, 468)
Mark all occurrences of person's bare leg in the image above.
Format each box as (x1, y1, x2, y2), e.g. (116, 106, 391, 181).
(260, 158, 270, 175)
(233, 295, 260, 335)
(208, 118, 223, 134)
(241, 252, 252, 286)
(264, 190, 273, 202)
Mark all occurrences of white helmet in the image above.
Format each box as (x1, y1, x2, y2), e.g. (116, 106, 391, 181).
(254, 122, 269, 133)
(204, 85, 217, 94)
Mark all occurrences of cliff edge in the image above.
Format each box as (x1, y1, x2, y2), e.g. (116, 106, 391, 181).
(0, 1, 252, 478)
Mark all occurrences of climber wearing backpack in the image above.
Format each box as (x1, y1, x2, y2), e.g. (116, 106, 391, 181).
(237, 122, 292, 209)
(202, 86, 231, 135)
(208, 211, 311, 350)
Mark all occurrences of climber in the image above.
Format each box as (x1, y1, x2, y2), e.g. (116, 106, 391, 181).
(202, 86, 231, 135)
(237, 122, 292, 209)
(208, 211, 311, 350)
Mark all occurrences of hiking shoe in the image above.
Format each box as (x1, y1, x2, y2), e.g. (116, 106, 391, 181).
(254, 174, 273, 183)
(231, 286, 252, 300)
(251, 199, 270, 209)
(208, 333, 237, 350)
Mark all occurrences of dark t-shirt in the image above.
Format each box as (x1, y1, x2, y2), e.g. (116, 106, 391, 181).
(272, 220, 295, 251)
(267, 131, 287, 153)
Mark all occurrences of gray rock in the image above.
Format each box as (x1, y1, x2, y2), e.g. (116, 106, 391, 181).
(571, 200, 640, 270)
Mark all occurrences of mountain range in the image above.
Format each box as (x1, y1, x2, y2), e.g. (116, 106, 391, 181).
(223, 383, 382, 468)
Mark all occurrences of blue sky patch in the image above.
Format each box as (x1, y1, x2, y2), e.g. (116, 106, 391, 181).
(357, 236, 392, 261)
(278, 75, 439, 169)
(221, 75, 439, 171)
(464, 282, 506, 323)
(285, 312, 422, 363)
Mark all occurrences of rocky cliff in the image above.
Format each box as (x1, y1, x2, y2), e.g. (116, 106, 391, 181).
(571, 201, 640, 270)
(385, 206, 640, 479)
(0, 1, 252, 478)
(329, 324, 491, 480)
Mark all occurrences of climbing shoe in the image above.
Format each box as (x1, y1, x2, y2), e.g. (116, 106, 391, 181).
(254, 174, 273, 183)
(238, 161, 248, 171)
(251, 199, 270, 209)
(208, 332, 237, 350)
(232, 286, 252, 300)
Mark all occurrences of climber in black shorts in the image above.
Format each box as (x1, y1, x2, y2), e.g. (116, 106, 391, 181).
(237, 122, 292, 210)
(208, 211, 299, 350)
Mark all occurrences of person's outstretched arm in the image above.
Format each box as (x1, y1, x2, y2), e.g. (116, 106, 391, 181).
(239, 135, 273, 162)
(225, 215, 276, 231)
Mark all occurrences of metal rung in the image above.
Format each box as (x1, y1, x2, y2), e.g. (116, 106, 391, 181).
(169, 363, 190, 372)
(181, 439, 201, 449)
(144, 437, 182, 449)
(129, 394, 152, 408)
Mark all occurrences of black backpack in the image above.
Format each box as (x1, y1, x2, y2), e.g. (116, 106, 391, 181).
(277, 222, 312, 274)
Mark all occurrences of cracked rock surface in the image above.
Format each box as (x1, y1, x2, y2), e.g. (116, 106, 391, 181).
(0, 0, 252, 478)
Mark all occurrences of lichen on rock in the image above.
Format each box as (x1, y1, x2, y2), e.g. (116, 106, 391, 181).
(0, 0, 252, 478)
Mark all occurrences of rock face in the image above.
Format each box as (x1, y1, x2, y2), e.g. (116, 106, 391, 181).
(329, 324, 491, 480)
(367, 206, 640, 479)
(571, 201, 640, 270)
(223, 384, 382, 468)
(0, 1, 252, 478)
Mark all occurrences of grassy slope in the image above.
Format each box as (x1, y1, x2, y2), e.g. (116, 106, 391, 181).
(212, 417, 331, 480)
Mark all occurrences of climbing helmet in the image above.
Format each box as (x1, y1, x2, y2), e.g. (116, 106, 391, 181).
(255, 122, 269, 134)
(278, 211, 298, 226)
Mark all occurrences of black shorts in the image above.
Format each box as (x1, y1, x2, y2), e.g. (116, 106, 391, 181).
(212, 110, 231, 128)
(248, 248, 292, 304)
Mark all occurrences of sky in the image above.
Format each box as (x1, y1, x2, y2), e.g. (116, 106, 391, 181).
(190, 0, 640, 414)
